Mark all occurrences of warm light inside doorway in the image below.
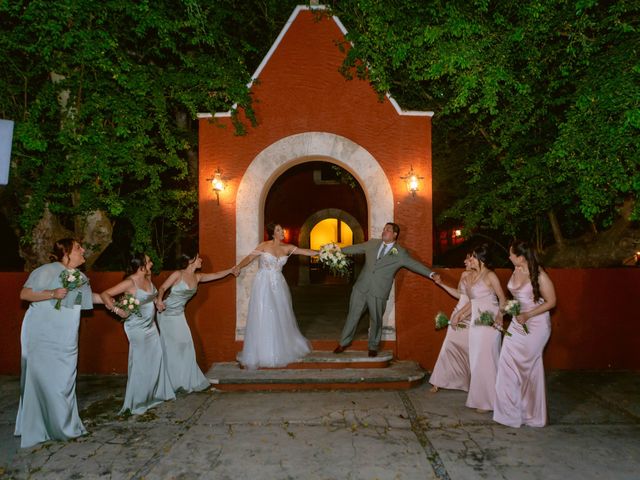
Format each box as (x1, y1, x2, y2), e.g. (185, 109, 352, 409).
(310, 218, 353, 250)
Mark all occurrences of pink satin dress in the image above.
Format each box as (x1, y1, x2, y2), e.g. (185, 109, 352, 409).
(466, 279, 501, 411)
(429, 277, 471, 391)
(494, 275, 551, 427)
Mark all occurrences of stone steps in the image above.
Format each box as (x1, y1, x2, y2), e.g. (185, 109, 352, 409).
(206, 351, 426, 391)
(236, 349, 394, 369)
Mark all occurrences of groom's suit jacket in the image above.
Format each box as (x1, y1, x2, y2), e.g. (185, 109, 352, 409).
(342, 239, 433, 301)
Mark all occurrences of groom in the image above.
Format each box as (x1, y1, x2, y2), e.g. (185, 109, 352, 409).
(333, 222, 439, 357)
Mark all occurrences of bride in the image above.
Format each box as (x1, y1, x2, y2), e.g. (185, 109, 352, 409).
(236, 223, 318, 369)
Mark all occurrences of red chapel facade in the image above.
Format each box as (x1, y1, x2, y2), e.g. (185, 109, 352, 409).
(195, 5, 440, 366)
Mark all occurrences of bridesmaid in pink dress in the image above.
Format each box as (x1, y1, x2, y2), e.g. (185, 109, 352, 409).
(494, 240, 556, 427)
(429, 254, 473, 393)
(466, 244, 507, 413)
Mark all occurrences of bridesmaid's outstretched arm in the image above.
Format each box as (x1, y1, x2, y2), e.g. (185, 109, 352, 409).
(91, 292, 104, 304)
(434, 277, 460, 299)
(198, 267, 239, 283)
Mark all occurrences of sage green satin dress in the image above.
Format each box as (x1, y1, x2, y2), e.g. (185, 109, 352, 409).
(121, 282, 175, 414)
(15, 262, 93, 448)
(157, 280, 210, 393)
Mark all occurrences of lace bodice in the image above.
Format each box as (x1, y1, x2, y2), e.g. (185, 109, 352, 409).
(258, 251, 291, 272)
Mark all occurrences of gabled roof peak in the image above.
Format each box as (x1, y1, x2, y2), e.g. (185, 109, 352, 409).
(198, 5, 433, 119)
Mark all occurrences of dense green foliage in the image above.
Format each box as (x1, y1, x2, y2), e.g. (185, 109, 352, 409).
(333, 0, 640, 249)
(1, 0, 638, 268)
(0, 0, 299, 268)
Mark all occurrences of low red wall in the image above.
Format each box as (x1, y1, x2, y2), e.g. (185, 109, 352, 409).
(429, 268, 640, 370)
(1, 268, 639, 374)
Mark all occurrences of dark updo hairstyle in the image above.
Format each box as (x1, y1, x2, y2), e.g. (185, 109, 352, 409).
(471, 243, 494, 270)
(510, 239, 543, 302)
(127, 253, 148, 275)
(49, 238, 77, 262)
(178, 250, 199, 270)
(266, 222, 279, 239)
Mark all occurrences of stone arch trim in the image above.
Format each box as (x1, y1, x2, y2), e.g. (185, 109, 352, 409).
(235, 131, 395, 340)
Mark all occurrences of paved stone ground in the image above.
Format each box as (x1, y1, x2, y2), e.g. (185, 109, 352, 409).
(1, 371, 639, 479)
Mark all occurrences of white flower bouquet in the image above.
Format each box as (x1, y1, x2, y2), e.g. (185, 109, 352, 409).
(318, 243, 351, 277)
(504, 299, 528, 334)
(114, 293, 142, 321)
(435, 311, 466, 330)
(55, 268, 86, 310)
(475, 310, 511, 337)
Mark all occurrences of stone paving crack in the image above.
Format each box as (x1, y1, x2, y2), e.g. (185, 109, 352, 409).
(398, 391, 451, 480)
(587, 388, 640, 424)
(132, 393, 217, 478)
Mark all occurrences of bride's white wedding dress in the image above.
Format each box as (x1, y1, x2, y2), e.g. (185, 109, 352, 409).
(238, 250, 311, 369)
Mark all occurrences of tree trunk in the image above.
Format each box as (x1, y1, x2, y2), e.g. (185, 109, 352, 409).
(547, 210, 564, 248)
(20, 207, 74, 271)
(77, 210, 113, 269)
(20, 207, 112, 271)
(543, 200, 640, 267)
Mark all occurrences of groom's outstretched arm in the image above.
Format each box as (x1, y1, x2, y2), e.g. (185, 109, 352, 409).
(341, 241, 368, 256)
(402, 254, 435, 279)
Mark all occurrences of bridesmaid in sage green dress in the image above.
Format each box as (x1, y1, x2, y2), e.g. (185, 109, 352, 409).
(101, 253, 175, 415)
(156, 252, 238, 393)
(15, 238, 103, 448)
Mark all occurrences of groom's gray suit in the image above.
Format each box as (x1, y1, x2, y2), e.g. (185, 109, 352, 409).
(338, 239, 434, 351)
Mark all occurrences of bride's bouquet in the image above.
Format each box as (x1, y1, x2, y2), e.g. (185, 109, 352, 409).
(55, 268, 86, 309)
(504, 299, 528, 334)
(475, 310, 512, 337)
(435, 311, 466, 330)
(318, 243, 351, 277)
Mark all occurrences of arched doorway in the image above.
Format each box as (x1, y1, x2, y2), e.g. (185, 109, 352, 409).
(295, 208, 368, 339)
(262, 163, 367, 339)
(235, 131, 394, 341)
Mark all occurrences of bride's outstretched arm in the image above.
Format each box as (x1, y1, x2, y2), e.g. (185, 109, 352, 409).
(292, 247, 318, 257)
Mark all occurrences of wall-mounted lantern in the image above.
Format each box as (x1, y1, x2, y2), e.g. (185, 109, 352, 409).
(208, 168, 226, 205)
(400, 166, 423, 197)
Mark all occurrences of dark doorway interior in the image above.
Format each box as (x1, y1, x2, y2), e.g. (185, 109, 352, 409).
(289, 272, 369, 341)
(265, 161, 368, 339)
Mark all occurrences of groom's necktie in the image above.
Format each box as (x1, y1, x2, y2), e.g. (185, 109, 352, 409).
(378, 244, 389, 260)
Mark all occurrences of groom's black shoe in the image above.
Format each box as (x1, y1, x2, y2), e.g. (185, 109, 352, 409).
(333, 344, 348, 354)
(368, 350, 378, 357)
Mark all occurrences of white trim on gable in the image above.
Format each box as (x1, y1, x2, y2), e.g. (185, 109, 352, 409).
(197, 4, 433, 119)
